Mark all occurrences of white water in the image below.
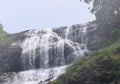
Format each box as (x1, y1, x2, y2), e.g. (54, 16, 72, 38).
(20, 28, 62, 69)
(20, 26, 88, 69)
(4, 65, 68, 84)
(65, 26, 71, 39)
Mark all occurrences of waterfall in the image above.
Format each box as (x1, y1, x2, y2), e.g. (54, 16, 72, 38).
(65, 26, 71, 39)
(2, 22, 97, 84)
(20, 26, 88, 70)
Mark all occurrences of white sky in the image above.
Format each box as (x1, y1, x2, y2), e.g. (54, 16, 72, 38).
(0, 0, 95, 33)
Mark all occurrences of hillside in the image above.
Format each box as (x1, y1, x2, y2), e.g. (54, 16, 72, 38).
(49, 41, 120, 84)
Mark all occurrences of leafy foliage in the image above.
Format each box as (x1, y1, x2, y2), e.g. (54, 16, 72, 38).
(0, 23, 8, 39)
(49, 41, 120, 84)
(81, 0, 120, 49)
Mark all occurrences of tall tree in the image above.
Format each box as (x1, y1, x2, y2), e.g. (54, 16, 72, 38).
(0, 23, 8, 38)
(0, 23, 3, 33)
(82, 0, 120, 48)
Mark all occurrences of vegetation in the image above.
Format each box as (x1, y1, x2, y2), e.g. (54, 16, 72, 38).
(81, 0, 120, 49)
(0, 23, 19, 44)
(0, 23, 8, 39)
(49, 41, 120, 84)
(0, 23, 21, 44)
(0, 33, 20, 44)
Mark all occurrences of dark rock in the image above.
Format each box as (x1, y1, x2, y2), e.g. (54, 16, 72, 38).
(0, 44, 22, 73)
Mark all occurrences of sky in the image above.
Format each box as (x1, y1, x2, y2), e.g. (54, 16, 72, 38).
(0, 0, 95, 33)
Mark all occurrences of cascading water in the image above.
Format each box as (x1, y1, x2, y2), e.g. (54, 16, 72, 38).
(65, 26, 71, 39)
(2, 22, 97, 84)
(4, 66, 68, 84)
(20, 27, 88, 70)
(20, 29, 54, 69)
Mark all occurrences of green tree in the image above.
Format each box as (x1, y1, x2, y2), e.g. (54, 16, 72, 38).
(0, 23, 3, 33)
(81, 0, 120, 48)
(0, 23, 8, 38)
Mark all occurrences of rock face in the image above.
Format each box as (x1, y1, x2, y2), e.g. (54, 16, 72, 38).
(0, 44, 22, 72)
(0, 21, 98, 72)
